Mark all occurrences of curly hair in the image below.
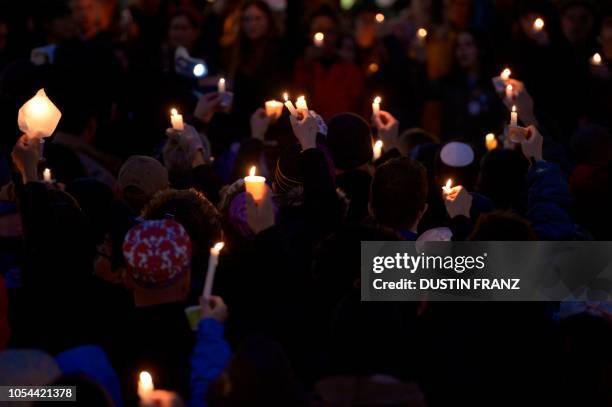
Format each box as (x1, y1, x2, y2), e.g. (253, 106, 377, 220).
(142, 188, 222, 277)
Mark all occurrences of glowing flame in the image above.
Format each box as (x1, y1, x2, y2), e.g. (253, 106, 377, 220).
(445, 179, 453, 190)
(373, 96, 381, 104)
(375, 13, 385, 23)
(374, 140, 383, 150)
(138, 371, 154, 393)
(314, 32, 324, 42)
(486, 133, 495, 142)
(171, 108, 178, 116)
(592, 53, 602, 65)
(417, 28, 428, 39)
(283, 92, 289, 102)
(211, 242, 225, 255)
(533, 18, 544, 31)
(501, 68, 511, 81)
(249, 166, 256, 177)
(512, 105, 517, 113)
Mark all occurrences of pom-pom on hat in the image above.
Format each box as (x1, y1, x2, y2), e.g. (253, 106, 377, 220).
(123, 219, 191, 288)
(440, 142, 475, 168)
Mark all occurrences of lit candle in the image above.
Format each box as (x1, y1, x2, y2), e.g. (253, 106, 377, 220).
(372, 96, 381, 117)
(295, 96, 308, 117)
(501, 68, 511, 81)
(442, 179, 453, 195)
(18, 89, 62, 140)
(591, 52, 603, 66)
(313, 32, 325, 47)
(373, 140, 383, 161)
(485, 133, 498, 151)
(417, 28, 428, 46)
(265, 100, 284, 119)
(375, 13, 385, 23)
(505, 84, 514, 100)
(244, 166, 266, 204)
(283, 92, 298, 117)
(202, 242, 225, 299)
(43, 168, 52, 182)
(511, 105, 518, 127)
(170, 108, 184, 131)
(218, 77, 226, 93)
(138, 371, 154, 400)
(533, 18, 545, 33)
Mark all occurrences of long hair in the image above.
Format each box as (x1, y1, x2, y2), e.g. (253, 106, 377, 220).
(227, 0, 278, 80)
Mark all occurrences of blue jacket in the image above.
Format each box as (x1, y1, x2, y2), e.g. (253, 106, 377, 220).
(527, 161, 575, 240)
(189, 318, 232, 407)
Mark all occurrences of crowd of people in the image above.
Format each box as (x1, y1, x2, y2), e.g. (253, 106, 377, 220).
(1, 0, 612, 406)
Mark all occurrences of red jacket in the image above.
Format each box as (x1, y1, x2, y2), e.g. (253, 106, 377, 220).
(294, 58, 365, 120)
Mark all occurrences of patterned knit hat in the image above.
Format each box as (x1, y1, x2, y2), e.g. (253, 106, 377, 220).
(123, 220, 191, 288)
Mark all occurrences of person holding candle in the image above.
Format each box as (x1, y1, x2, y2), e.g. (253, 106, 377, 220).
(294, 5, 365, 119)
(118, 219, 196, 399)
(222, 1, 290, 119)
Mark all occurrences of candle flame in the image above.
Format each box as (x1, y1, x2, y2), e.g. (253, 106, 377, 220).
(445, 179, 453, 190)
(512, 105, 517, 113)
(533, 18, 544, 31)
(314, 32, 324, 42)
(283, 92, 289, 101)
(486, 133, 495, 142)
(374, 140, 383, 149)
(506, 84, 513, 92)
(592, 53, 602, 64)
(373, 96, 381, 104)
(417, 28, 428, 39)
(138, 371, 154, 392)
(212, 242, 225, 255)
(219, 78, 225, 86)
(249, 166, 256, 177)
(297, 95, 305, 103)
(375, 13, 385, 23)
(171, 108, 178, 116)
(501, 68, 511, 80)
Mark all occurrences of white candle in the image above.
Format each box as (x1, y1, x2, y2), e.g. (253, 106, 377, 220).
(218, 78, 226, 93)
(485, 133, 498, 151)
(138, 371, 154, 400)
(170, 108, 184, 131)
(511, 105, 518, 127)
(591, 53, 603, 66)
(505, 84, 514, 100)
(442, 179, 453, 195)
(283, 92, 298, 117)
(373, 140, 383, 160)
(244, 166, 266, 203)
(43, 168, 52, 182)
(313, 32, 325, 47)
(295, 96, 308, 117)
(18, 89, 62, 140)
(417, 28, 428, 46)
(202, 242, 225, 299)
(372, 96, 381, 117)
(533, 18, 545, 33)
(265, 100, 284, 119)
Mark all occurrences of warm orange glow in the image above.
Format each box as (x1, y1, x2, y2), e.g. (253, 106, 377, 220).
(592, 53, 603, 65)
(211, 242, 225, 256)
(445, 179, 452, 190)
(171, 108, 178, 116)
(314, 32, 324, 41)
(283, 92, 289, 101)
(375, 13, 385, 23)
(373, 96, 381, 104)
(533, 18, 544, 31)
(512, 105, 517, 113)
(417, 28, 428, 39)
(138, 371, 154, 394)
(501, 68, 511, 81)
(249, 166, 256, 177)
